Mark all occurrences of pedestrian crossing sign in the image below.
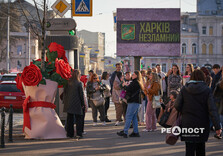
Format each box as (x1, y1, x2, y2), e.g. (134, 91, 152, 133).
(72, 0, 92, 16)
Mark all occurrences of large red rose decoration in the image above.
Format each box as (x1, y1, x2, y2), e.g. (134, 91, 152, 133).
(21, 64, 42, 86)
(15, 73, 24, 92)
(48, 42, 68, 63)
(55, 58, 71, 80)
(80, 75, 88, 88)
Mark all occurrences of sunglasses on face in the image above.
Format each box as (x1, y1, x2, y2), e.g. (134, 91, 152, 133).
(93, 78, 97, 80)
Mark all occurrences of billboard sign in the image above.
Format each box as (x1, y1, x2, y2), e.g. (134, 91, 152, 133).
(117, 8, 181, 57)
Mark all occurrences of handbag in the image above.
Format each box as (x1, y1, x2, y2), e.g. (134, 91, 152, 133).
(120, 90, 126, 98)
(166, 113, 181, 145)
(91, 96, 105, 107)
(159, 110, 171, 127)
(152, 95, 161, 108)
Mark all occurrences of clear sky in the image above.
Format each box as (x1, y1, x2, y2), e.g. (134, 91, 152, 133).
(36, 0, 197, 57)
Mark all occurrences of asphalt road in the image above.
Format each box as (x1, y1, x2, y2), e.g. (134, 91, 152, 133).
(1, 104, 223, 156)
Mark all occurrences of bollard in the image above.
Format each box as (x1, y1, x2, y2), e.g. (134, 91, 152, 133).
(8, 104, 13, 142)
(1, 107, 6, 148)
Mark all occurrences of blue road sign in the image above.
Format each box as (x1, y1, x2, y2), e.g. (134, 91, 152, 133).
(72, 0, 92, 16)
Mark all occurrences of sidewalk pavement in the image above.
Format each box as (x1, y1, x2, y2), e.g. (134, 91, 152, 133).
(1, 105, 223, 156)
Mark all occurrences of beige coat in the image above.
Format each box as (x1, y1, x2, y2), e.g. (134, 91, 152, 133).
(158, 100, 178, 126)
(112, 76, 122, 104)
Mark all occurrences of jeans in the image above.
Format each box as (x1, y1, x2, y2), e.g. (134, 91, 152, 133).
(185, 142, 205, 156)
(124, 103, 140, 135)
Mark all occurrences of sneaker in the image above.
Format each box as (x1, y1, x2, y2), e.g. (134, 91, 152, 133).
(117, 131, 128, 138)
(142, 129, 149, 132)
(129, 132, 140, 137)
(105, 117, 111, 122)
(93, 122, 97, 126)
(102, 121, 106, 126)
(123, 133, 128, 138)
(117, 130, 124, 136)
(115, 121, 120, 126)
(82, 131, 87, 135)
(75, 135, 83, 140)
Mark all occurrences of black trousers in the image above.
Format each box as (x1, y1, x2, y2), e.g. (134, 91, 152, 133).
(81, 109, 85, 133)
(105, 97, 110, 117)
(185, 142, 205, 156)
(66, 113, 83, 137)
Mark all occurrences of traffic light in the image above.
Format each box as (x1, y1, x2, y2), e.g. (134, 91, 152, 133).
(68, 30, 76, 36)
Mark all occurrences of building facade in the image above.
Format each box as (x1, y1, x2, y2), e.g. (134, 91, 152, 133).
(77, 30, 105, 75)
(141, 0, 223, 74)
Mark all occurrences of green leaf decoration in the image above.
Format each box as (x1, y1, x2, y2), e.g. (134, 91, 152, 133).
(32, 60, 42, 69)
(45, 62, 55, 73)
(46, 51, 58, 62)
(50, 72, 68, 86)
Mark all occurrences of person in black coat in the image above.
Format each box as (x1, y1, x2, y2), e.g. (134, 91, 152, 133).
(214, 72, 223, 127)
(63, 69, 85, 139)
(175, 69, 221, 156)
(117, 71, 144, 138)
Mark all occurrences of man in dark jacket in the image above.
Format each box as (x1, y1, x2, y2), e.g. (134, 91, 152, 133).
(110, 62, 122, 93)
(175, 70, 221, 156)
(214, 70, 223, 128)
(211, 64, 222, 93)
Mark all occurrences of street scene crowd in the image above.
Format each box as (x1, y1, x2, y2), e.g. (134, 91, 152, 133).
(62, 62, 223, 156)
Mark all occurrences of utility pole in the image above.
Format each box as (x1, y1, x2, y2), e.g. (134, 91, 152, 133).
(6, 0, 10, 73)
(28, 26, 30, 65)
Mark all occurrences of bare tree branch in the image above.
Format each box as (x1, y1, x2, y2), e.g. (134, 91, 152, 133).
(33, 0, 43, 28)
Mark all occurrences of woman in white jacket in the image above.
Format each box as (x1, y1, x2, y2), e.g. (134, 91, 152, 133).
(101, 72, 112, 122)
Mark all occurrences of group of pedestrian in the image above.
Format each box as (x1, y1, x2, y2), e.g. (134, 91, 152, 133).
(61, 62, 222, 156)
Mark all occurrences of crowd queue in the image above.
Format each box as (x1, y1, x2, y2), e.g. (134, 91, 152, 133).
(62, 63, 223, 156)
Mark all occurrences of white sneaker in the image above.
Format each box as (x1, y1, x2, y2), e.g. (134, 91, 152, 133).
(82, 131, 87, 135)
(102, 121, 106, 126)
(142, 129, 149, 132)
(93, 122, 97, 126)
(115, 121, 120, 126)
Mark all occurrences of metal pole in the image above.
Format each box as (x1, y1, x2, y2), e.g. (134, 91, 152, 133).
(134, 56, 141, 71)
(8, 104, 13, 143)
(6, 0, 10, 73)
(6, 16, 10, 73)
(1, 107, 6, 148)
(28, 27, 30, 65)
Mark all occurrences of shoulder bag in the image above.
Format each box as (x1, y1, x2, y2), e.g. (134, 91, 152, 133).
(152, 95, 161, 108)
(166, 113, 181, 145)
(92, 96, 105, 107)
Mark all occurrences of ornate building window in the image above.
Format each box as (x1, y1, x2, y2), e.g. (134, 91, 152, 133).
(192, 43, 197, 54)
(202, 44, 206, 55)
(209, 44, 213, 55)
(209, 26, 213, 35)
(182, 43, 186, 54)
(202, 26, 206, 34)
